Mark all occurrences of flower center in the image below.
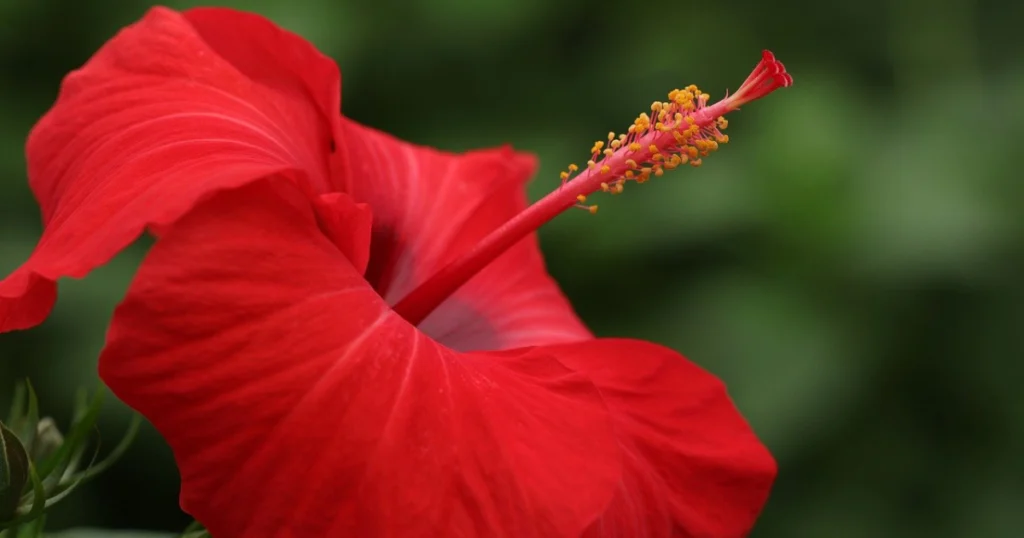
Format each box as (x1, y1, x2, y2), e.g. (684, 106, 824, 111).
(392, 50, 792, 326)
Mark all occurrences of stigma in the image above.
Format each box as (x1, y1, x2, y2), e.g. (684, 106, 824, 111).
(565, 50, 792, 213)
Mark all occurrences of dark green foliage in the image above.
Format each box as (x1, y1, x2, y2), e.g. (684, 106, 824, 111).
(0, 0, 1021, 536)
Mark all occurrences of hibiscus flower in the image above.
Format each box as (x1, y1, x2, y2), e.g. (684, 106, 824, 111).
(0, 7, 791, 538)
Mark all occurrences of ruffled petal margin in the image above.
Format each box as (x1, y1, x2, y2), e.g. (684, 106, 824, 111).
(0, 6, 339, 331)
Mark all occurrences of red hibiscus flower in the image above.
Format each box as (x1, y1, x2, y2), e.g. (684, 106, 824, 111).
(0, 7, 791, 538)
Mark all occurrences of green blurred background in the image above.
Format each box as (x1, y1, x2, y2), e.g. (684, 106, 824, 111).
(1, 0, 1022, 536)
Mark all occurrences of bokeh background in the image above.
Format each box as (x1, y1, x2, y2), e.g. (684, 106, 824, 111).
(1, 0, 1022, 536)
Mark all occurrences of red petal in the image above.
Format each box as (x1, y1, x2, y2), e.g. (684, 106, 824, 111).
(334, 123, 591, 350)
(313, 193, 373, 275)
(181, 7, 342, 131)
(0, 7, 340, 332)
(102, 179, 774, 537)
(545, 340, 777, 538)
(100, 180, 622, 538)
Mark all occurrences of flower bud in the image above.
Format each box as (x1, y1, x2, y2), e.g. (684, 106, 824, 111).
(0, 423, 30, 521)
(30, 418, 63, 464)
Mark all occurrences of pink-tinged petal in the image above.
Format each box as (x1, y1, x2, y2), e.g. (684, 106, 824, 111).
(0, 7, 339, 332)
(100, 180, 622, 538)
(334, 121, 591, 350)
(542, 339, 776, 538)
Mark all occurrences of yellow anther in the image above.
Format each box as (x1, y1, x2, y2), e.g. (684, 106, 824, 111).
(634, 113, 651, 131)
(589, 205, 599, 214)
(568, 163, 579, 172)
(563, 73, 749, 201)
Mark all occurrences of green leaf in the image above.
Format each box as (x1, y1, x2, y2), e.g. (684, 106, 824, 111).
(5, 382, 39, 457)
(177, 521, 209, 538)
(0, 460, 47, 528)
(5, 385, 25, 427)
(35, 389, 103, 482)
(0, 425, 12, 491)
(45, 531, 176, 538)
(13, 513, 45, 537)
(0, 424, 29, 522)
(20, 386, 37, 457)
(38, 444, 99, 512)
(65, 414, 141, 486)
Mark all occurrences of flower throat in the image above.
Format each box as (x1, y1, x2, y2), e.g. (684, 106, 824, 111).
(392, 50, 793, 326)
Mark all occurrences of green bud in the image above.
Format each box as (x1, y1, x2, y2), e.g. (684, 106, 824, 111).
(1, 380, 141, 531)
(0, 422, 30, 521)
